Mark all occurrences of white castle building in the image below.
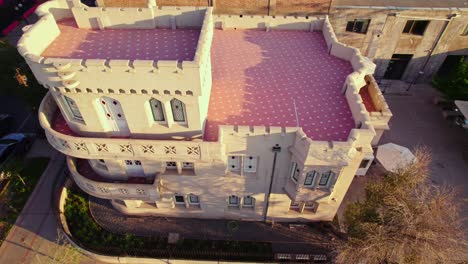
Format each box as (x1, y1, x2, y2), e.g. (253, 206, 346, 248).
(19, 0, 392, 222)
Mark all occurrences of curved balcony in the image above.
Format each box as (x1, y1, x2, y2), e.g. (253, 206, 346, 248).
(39, 92, 222, 161)
(67, 157, 160, 200)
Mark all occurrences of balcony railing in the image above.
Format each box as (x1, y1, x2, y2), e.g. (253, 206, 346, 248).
(39, 92, 222, 161)
(67, 157, 160, 200)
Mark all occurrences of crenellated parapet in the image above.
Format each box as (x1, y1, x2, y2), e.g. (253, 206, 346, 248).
(17, 0, 214, 97)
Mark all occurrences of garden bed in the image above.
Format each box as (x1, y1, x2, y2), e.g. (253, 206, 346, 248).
(0, 157, 50, 245)
(64, 188, 273, 262)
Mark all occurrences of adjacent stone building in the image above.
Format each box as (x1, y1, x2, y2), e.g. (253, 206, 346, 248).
(19, 0, 391, 221)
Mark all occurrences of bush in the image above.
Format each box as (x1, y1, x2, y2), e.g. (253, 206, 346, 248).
(433, 58, 468, 100)
(64, 189, 273, 261)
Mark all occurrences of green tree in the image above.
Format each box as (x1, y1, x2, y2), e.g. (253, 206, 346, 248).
(336, 148, 468, 264)
(433, 58, 468, 100)
(0, 40, 47, 110)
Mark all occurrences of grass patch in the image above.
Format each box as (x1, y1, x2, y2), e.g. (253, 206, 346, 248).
(65, 188, 273, 261)
(0, 157, 50, 245)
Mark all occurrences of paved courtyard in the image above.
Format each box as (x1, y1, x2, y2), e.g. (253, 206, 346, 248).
(339, 82, 468, 220)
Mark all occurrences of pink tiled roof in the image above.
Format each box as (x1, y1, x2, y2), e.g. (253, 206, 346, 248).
(204, 29, 355, 142)
(41, 19, 200, 61)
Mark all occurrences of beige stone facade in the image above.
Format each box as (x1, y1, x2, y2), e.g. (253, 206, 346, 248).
(20, 0, 391, 222)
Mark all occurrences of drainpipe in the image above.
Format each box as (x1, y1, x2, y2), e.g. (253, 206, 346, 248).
(263, 144, 282, 222)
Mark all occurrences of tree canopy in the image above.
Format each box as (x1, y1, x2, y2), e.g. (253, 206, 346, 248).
(433, 58, 468, 100)
(336, 148, 468, 264)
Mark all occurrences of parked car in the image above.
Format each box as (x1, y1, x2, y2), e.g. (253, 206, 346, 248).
(0, 133, 35, 169)
(0, 114, 13, 137)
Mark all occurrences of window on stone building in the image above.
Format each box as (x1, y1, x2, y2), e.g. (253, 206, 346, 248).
(359, 159, 371, 169)
(403, 20, 429, 35)
(188, 194, 200, 205)
(149, 98, 165, 122)
(63, 95, 84, 122)
(289, 201, 301, 211)
(346, 19, 370, 34)
(242, 196, 255, 207)
(166, 161, 177, 170)
(243, 156, 258, 173)
(228, 156, 241, 172)
(290, 162, 300, 183)
(174, 194, 185, 204)
(228, 195, 240, 207)
(304, 171, 319, 186)
(318, 171, 334, 187)
(170, 98, 186, 123)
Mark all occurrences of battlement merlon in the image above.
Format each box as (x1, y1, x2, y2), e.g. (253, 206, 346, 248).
(17, 0, 213, 97)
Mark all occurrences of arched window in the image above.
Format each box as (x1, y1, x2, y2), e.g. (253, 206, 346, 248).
(304, 170, 319, 186)
(170, 98, 186, 123)
(149, 98, 165, 122)
(242, 196, 255, 207)
(228, 195, 239, 207)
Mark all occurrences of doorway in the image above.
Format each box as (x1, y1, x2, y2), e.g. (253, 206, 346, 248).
(384, 54, 413, 80)
(99, 97, 130, 136)
(125, 160, 144, 176)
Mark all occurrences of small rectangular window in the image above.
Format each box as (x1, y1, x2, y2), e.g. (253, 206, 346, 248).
(290, 162, 300, 183)
(403, 20, 429, 35)
(136, 189, 146, 195)
(228, 195, 239, 206)
(318, 171, 333, 186)
(462, 24, 468, 36)
(188, 194, 199, 204)
(63, 96, 84, 121)
(289, 201, 301, 211)
(359, 159, 370, 169)
(346, 19, 370, 34)
(166, 162, 177, 170)
(228, 156, 240, 171)
(304, 171, 318, 186)
(243, 196, 254, 207)
(182, 162, 194, 170)
(174, 195, 185, 204)
(243, 156, 257, 173)
(304, 201, 318, 213)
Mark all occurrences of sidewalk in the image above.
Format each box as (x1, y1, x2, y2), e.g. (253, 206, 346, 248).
(0, 148, 103, 263)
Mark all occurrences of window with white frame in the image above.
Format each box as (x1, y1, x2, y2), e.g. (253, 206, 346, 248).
(228, 195, 240, 207)
(318, 171, 334, 187)
(166, 161, 177, 170)
(228, 156, 240, 172)
(359, 159, 371, 169)
(304, 170, 318, 187)
(63, 95, 84, 122)
(188, 194, 200, 205)
(243, 156, 258, 173)
(182, 162, 194, 170)
(242, 196, 255, 207)
(98, 187, 110, 193)
(170, 98, 186, 123)
(174, 194, 185, 205)
(149, 98, 165, 122)
(290, 162, 300, 183)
